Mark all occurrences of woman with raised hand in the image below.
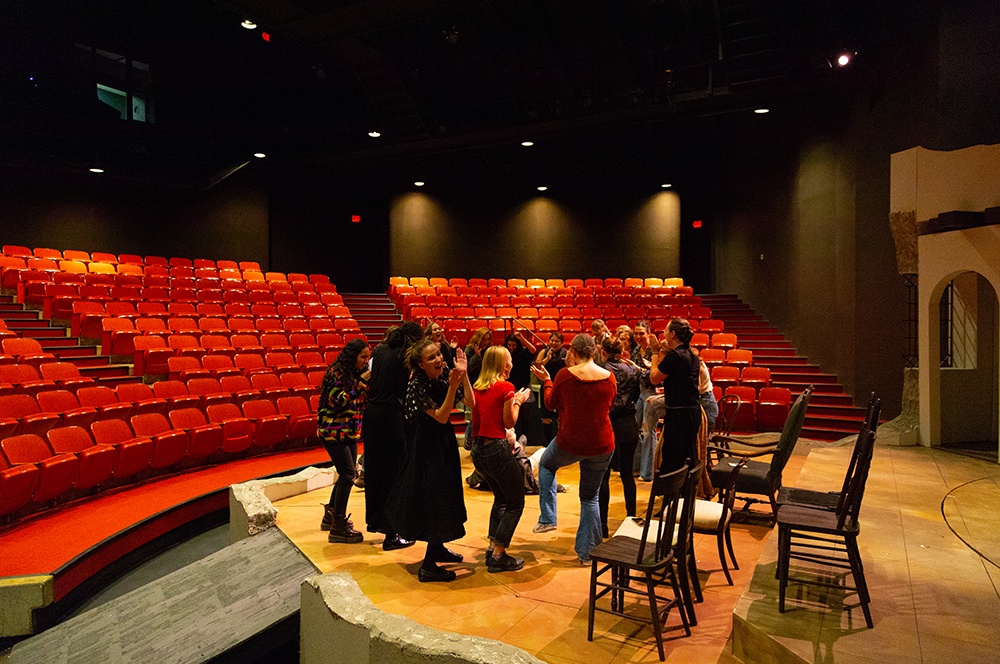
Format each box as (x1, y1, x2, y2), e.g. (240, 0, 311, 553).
(470, 346, 532, 573)
(318, 338, 371, 544)
(649, 318, 702, 475)
(530, 333, 616, 564)
(387, 338, 475, 582)
(362, 321, 423, 551)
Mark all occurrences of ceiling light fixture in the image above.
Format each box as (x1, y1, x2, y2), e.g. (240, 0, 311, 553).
(837, 52, 853, 67)
(89, 167, 104, 174)
(537, 186, 548, 191)
(253, 152, 266, 158)
(368, 131, 381, 138)
(661, 183, 672, 188)
(414, 181, 425, 187)
(521, 141, 534, 147)
(241, 20, 257, 29)
(754, 108, 769, 114)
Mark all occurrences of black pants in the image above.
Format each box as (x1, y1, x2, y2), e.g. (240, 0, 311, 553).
(470, 437, 526, 548)
(600, 410, 640, 528)
(323, 437, 357, 515)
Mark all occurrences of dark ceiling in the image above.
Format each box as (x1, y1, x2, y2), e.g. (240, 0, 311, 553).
(0, 0, 899, 187)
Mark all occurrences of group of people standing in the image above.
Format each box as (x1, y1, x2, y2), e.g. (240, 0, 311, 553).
(316, 314, 715, 581)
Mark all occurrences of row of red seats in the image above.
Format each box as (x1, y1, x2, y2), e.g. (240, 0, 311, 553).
(2, 245, 269, 270)
(2, 269, 339, 295)
(399, 292, 704, 309)
(390, 276, 686, 289)
(406, 304, 712, 322)
(111, 328, 357, 364)
(390, 285, 695, 307)
(33, 284, 338, 318)
(73, 300, 350, 337)
(0, 395, 318, 517)
(710, 366, 771, 393)
(132, 337, 353, 378)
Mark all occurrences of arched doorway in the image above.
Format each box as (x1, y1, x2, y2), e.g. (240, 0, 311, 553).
(933, 271, 1000, 459)
(918, 225, 1000, 462)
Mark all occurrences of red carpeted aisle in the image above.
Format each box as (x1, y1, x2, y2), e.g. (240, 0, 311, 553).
(0, 448, 330, 601)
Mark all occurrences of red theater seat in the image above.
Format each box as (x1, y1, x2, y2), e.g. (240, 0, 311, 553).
(0, 364, 56, 397)
(205, 403, 253, 454)
(277, 396, 317, 440)
(219, 376, 261, 407)
(241, 399, 289, 448)
(77, 386, 134, 422)
(0, 394, 61, 437)
(129, 413, 188, 469)
(38, 362, 95, 393)
(0, 452, 39, 516)
(186, 378, 233, 409)
(36, 390, 98, 429)
(46, 426, 116, 490)
(151, 381, 201, 411)
(114, 383, 168, 416)
(2, 339, 56, 368)
(167, 408, 222, 460)
(0, 434, 78, 503)
(726, 386, 759, 432)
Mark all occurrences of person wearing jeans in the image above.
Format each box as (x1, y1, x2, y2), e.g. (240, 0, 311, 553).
(530, 333, 616, 564)
(470, 346, 532, 573)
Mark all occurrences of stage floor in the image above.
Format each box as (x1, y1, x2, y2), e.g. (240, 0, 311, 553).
(274, 446, 792, 664)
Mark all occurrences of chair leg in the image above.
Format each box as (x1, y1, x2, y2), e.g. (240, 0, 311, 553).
(688, 551, 703, 602)
(675, 558, 697, 626)
(717, 531, 733, 585)
(725, 526, 739, 570)
(666, 565, 692, 637)
(845, 535, 873, 628)
(778, 524, 789, 613)
(588, 561, 598, 641)
(645, 572, 666, 662)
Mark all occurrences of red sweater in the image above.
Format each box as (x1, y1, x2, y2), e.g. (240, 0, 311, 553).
(541, 368, 616, 456)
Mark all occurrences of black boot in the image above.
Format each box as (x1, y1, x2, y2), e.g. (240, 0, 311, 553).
(328, 513, 363, 543)
(320, 503, 335, 531)
(383, 534, 415, 551)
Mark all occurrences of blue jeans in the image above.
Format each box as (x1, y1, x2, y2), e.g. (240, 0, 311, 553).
(640, 395, 665, 481)
(633, 386, 656, 473)
(537, 437, 613, 562)
(700, 390, 719, 434)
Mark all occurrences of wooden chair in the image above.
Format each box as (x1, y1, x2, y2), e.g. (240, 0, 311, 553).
(686, 458, 746, 585)
(777, 395, 879, 512)
(777, 428, 876, 628)
(589, 465, 691, 660)
(708, 386, 813, 520)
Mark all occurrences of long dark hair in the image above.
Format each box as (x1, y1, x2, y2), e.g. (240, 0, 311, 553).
(668, 318, 694, 345)
(323, 338, 369, 398)
(383, 320, 423, 350)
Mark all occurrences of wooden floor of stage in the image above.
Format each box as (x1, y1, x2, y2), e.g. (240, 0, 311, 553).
(274, 445, 796, 664)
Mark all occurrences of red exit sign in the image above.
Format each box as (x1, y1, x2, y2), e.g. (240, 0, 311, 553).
(351, 215, 361, 223)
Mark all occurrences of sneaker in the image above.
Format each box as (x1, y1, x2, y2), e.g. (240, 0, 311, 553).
(488, 552, 525, 573)
(557, 484, 569, 493)
(533, 522, 557, 533)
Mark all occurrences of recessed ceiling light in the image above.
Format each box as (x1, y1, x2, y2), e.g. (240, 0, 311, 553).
(368, 131, 381, 138)
(661, 183, 672, 188)
(253, 152, 266, 158)
(837, 53, 852, 67)
(537, 186, 548, 191)
(754, 108, 769, 114)
(89, 167, 104, 173)
(414, 181, 425, 187)
(241, 19, 257, 29)
(521, 141, 534, 147)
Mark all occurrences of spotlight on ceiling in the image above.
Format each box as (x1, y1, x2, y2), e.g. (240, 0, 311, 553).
(241, 19, 257, 29)
(368, 131, 381, 138)
(414, 181, 425, 187)
(837, 52, 853, 67)
(661, 183, 672, 188)
(253, 153, 266, 158)
(754, 108, 769, 114)
(537, 186, 548, 192)
(521, 141, 534, 147)
(89, 167, 104, 174)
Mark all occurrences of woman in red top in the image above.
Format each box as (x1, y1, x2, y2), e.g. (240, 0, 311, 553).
(470, 346, 531, 573)
(530, 333, 616, 563)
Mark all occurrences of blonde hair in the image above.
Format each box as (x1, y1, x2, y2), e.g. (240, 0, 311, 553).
(474, 346, 510, 391)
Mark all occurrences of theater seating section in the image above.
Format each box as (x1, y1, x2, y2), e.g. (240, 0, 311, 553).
(388, 275, 814, 439)
(0, 246, 341, 522)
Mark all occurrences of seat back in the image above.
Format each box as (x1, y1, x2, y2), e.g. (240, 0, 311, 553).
(47, 426, 96, 454)
(1, 434, 53, 463)
(36, 390, 81, 412)
(77, 385, 119, 408)
(713, 394, 741, 438)
(635, 464, 688, 565)
(765, 386, 813, 485)
(91, 418, 137, 445)
(131, 413, 172, 436)
(206, 403, 243, 422)
(169, 407, 209, 429)
(243, 399, 278, 418)
(838, 428, 876, 530)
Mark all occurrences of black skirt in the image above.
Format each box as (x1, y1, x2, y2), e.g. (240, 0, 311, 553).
(386, 415, 467, 543)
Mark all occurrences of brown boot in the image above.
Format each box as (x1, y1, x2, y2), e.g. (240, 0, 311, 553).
(328, 513, 363, 543)
(320, 503, 335, 531)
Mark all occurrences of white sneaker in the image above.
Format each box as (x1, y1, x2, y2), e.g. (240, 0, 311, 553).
(532, 522, 557, 533)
